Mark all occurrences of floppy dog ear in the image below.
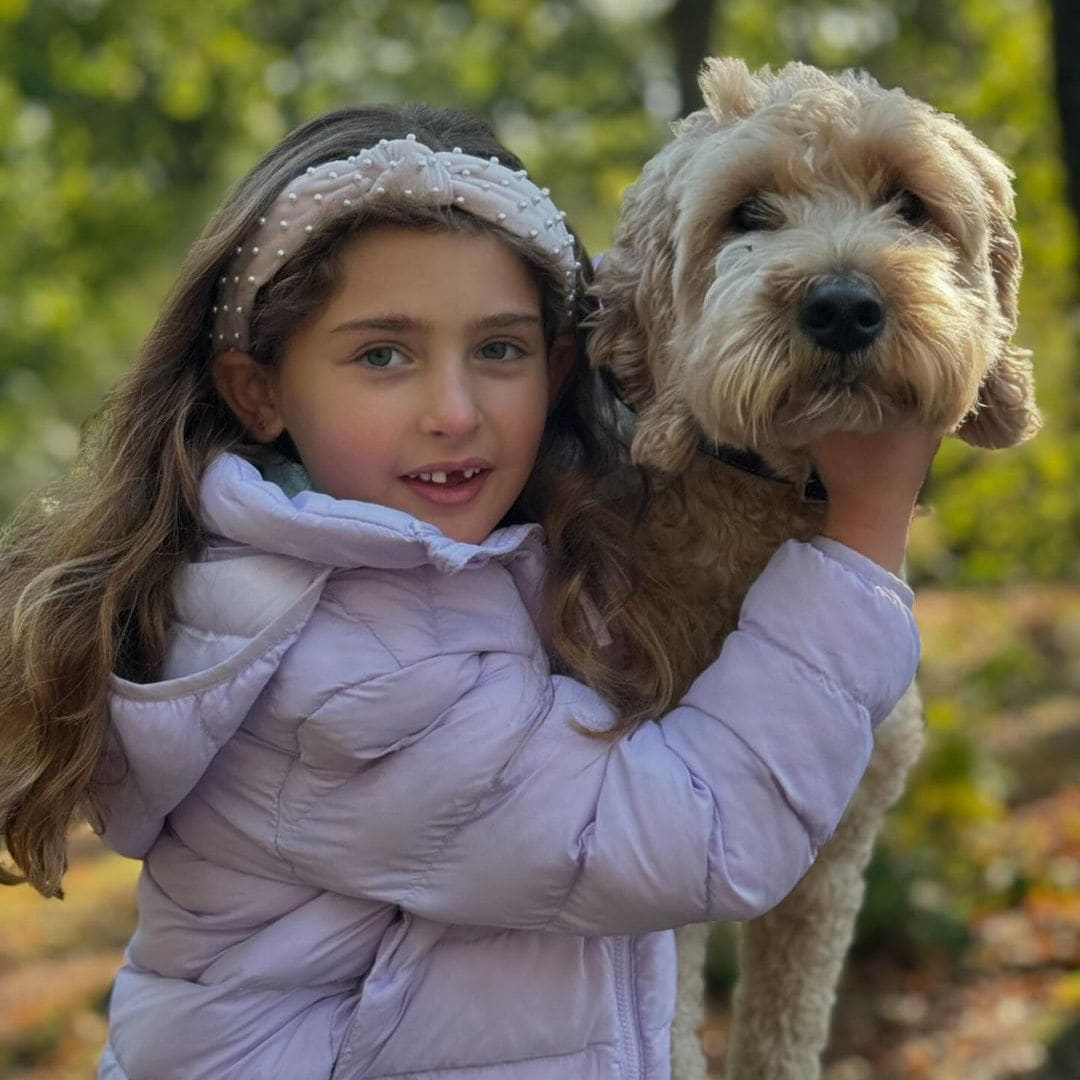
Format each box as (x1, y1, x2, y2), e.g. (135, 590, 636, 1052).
(951, 136, 1041, 448)
(956, 345, 1040, 449)
(591, 245, 703, 474)
(590, 135, 704, 473)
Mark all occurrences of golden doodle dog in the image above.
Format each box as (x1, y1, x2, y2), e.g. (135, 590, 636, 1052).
(587, 59, 1039, 1078)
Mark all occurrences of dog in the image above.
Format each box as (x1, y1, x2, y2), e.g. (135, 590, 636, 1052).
(588, 59, 1039, 1078)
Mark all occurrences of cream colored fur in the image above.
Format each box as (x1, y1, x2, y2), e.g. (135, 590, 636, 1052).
(590, 59, 1039, 1078)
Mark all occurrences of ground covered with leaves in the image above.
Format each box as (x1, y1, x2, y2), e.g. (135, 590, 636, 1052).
(0, 585, 1076, 1079)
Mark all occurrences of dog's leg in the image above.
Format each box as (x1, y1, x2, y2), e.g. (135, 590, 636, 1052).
(723, 685, 924, 1079)
(672, 921, 711, 1079)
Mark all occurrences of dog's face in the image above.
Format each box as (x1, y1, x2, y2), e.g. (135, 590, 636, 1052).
(591, 59, 1040, 476)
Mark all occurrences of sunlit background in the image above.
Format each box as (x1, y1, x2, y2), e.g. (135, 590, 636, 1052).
(0, 1, 1076, 1077)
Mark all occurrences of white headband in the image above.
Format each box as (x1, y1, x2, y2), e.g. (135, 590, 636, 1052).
(212, 134, 580, 353)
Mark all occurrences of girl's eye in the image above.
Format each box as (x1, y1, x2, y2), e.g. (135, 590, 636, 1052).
(358, 345, 405, 369)
(478, 340, 524, 361)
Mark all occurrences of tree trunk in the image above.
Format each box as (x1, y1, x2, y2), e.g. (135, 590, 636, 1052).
(1048, 0, 1080, 418)
(1050, 0, 1080, 230)
(668, 0, 721, 116)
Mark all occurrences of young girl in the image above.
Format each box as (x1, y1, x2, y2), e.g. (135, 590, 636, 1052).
(0, 104, 935, 1079)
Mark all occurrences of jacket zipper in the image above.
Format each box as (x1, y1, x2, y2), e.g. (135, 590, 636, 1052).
(616, 936, 643, 1079)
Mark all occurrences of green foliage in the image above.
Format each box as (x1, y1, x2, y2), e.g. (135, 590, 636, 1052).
(0, 0, 1076, 586)
(0, 0, 670, 509)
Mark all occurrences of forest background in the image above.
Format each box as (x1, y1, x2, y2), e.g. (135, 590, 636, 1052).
(0, 0, 1076, 1077)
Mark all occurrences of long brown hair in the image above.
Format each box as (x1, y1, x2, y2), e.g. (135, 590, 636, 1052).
(0, 103, 680, 899)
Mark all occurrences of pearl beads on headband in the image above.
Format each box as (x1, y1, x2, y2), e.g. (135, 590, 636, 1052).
(212, 136, 580, 353)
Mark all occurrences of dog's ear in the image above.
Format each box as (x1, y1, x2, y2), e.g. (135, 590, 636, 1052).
(699, 58, 765, 122)
(955, 346, 1040, 448)
(589, 137, 687, 441)
(948, 130, 1041, 448)
(589, 275, 700, 474)
(588, 250, 654, 409)
(630, 384, 701, 474)
(590, 109, 718, 475)
(591, 231, 701, 475)
(962, 137, 1023, 329)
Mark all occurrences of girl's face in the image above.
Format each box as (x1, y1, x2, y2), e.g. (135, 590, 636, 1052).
(259, 226, 554, 544)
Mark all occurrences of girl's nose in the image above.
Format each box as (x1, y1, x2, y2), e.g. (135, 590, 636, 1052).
(419, 365, 482, 438)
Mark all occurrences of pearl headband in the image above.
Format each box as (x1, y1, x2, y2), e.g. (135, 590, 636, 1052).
(212, 134, 580, 353)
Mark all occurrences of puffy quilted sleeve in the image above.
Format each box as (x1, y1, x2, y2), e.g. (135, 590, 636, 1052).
(274, 538, 918, 935)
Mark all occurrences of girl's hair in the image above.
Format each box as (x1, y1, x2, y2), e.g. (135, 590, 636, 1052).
(0, 103, 685, 898)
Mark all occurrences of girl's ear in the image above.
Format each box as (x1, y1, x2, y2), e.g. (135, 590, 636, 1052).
(212, 351, 286, 442)
(546, 334, 577, 405)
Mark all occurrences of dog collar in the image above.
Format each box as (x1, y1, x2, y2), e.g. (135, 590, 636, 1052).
(599, 366, 828, 503)
(698, 442, 829, 503)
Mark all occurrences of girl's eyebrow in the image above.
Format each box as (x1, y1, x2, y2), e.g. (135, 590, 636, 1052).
(472, 312, 544, 331)
(331, 312, 543, 334)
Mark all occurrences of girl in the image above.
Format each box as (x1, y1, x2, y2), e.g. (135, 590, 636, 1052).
(0, 104, 934, 1079)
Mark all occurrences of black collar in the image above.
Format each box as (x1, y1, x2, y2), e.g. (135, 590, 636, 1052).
(698, 441, 829, 502)
(599, 367, 828, 503)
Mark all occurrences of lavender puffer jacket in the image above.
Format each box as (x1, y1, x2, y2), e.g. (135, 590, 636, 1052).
(97, 453, 918, 1080)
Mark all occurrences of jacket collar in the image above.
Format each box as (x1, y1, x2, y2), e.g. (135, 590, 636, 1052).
(201, 454, 545, 574)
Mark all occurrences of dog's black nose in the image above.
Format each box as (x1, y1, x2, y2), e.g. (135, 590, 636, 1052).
(798, 276, 885, 353)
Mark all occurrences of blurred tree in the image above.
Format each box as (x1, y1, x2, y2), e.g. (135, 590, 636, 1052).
(669, 0, 721, 113)
(1049, 0, 1080, 233)
(1047, 0, 1080, 433)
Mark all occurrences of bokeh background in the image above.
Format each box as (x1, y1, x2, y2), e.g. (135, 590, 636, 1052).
(0, 0, 1077, 1077)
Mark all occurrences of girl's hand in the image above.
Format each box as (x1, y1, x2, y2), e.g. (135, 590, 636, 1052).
(807, 426, 942, 574)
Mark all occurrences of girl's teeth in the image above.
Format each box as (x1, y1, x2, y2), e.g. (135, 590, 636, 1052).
(407, 468, 483, 482)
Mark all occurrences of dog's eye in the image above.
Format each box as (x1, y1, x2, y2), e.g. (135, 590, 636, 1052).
(892, 189, 929, 226)
(730, 198, 778, 233)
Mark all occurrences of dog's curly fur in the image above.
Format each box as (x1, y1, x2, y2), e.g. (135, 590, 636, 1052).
(588, 59, 1039, 1078)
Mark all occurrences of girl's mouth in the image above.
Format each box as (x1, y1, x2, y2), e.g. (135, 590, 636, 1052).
(400, 467, 491, 506)
(405, 467, 484, 483)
